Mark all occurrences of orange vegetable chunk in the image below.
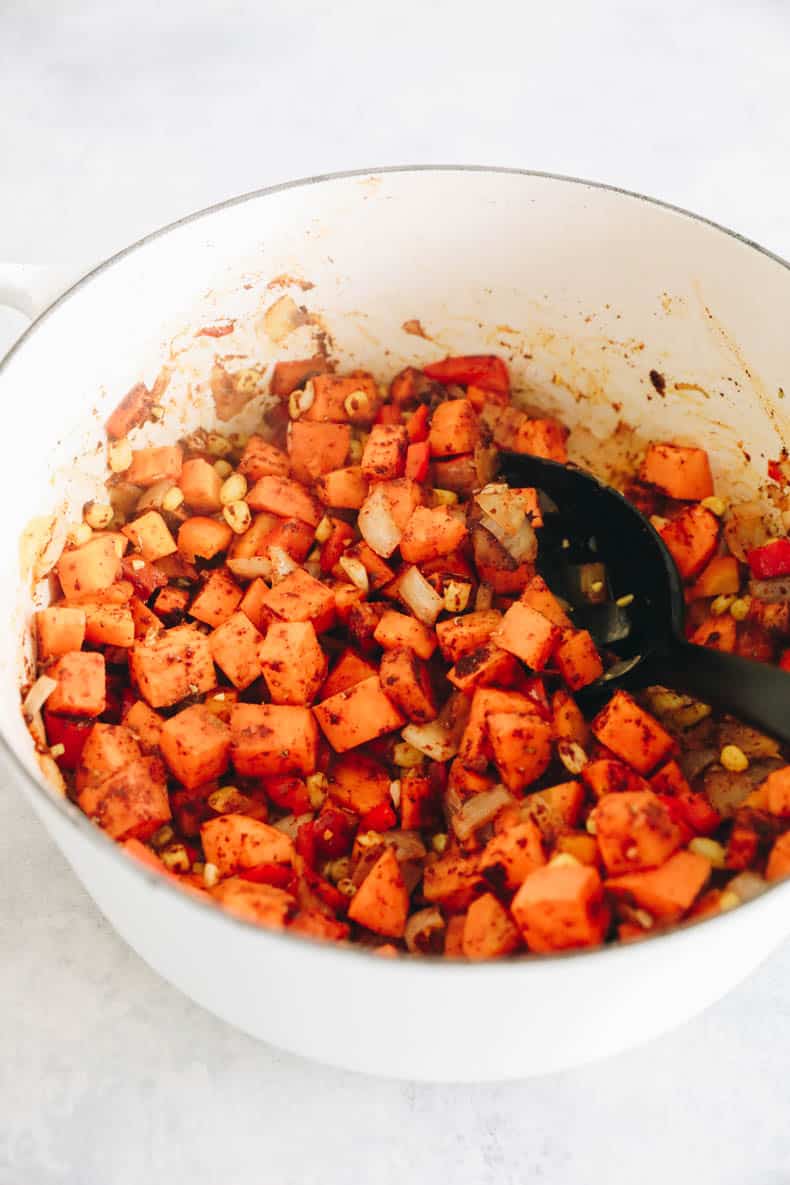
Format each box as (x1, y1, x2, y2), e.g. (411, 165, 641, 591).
(36, 606, 86, 661)
(76, 723, 142, 793)
(77, 755, 170, 840)
(160, 703, 231, 789)
(262, 568, 336, 633)
(246, 474, 321, 526)
(494, 601, 560, 671)
(314, 675, 405, 752)
(511, 862, 608, 952)
(230, 702, 318, 777)
(348, 846, 409, 938)
(766, 832, 790, 881)
(380, 647, 437, 723)
(555, 629, 603, 690)
(46, 651, 106, 717)
(238, 434, 291, 482)
(177, 516, 233, 563)
(519, 574, 572, 629)
(129, 624, 215, 708)
(642, 442, 714, 501)
(122, 511, 177, 563)
(606, 850, 710, 920)
(126, 445, 183, 488)
(83, 604, 135, 648)
(328, 752, 390, 814)
(436, 610, 502, 662)
(487, 711, 552, 793)
(105, 382, 155, 439)
(763, 765, 790, 815)
(212, 878, 294, 928)
(179, 457, 223, 512)
(480, 819, 545, 891)
(288, 421, 351, 483)
(57, 536, 121, 599)
(201, 814, 295, 877)
(591, 690, 674, 774)
(259, 621, 327, 705)
(361, 424, 408, 482)
(315, 466, 369, 509)
(209, 611, 264, 690)
(658, 505, 719, 580)
(462, 893, 521, 959)
(189, 568, 243, 628)
(374, 610, 436, 659)
(123, 700, 164, 751)
(320, 648, 378, 699)
(592, 789, 681, 873)
(400, 505, 468, 564)
(428, 400, 480, 457)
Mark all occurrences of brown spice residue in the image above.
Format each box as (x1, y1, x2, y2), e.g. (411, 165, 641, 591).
(266, 274, 315, 291)
(402, 319, 430, 340)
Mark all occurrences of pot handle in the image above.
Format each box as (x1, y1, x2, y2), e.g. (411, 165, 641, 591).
(0, 262, 86, 320)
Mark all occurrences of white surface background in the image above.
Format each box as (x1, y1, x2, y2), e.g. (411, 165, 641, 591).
(3, 1, 790, 1182)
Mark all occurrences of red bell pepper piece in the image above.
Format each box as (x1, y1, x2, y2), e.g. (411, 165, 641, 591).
(747, 537, 790, 578)
(423, 354, 509, 394)
(376, 403, 401, 426)
(654, 795, 695, 846)
(311, 807, 358, 859)
(780, 648, 790, 672)
(406, 403, 430, 443)
(43, 710, 93, 771)
(264, 776, 312, 815)
(359, 801, 397, 832)
(240, 862, 299, 894)
(121, 555, 168, 600)
(405, 440, 430, 482)
(320, 518, 355, 574)
(303, 866, 348, 913)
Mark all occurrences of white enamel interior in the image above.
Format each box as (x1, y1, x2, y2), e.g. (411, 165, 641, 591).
(2, 168, 790, 1082)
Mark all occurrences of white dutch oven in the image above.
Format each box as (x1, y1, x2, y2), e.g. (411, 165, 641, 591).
(2, 167, 790, 1083)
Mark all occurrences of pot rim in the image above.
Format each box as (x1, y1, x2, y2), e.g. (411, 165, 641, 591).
(3, 163, 790, 974)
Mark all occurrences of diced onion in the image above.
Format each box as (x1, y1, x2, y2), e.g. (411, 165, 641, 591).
(404, 906, 446, 954)
(227, 556, 272, 580)
(22, 674, 58, 720)
(358, 485, 402, 558)
(338, 554, 370, 593)
(269, 545, 298, 583)
(475, 483, 524, 535)
(452, 785, 514, 842)
(749, 577, 790, 602)
(402, 692, 470, 761)
(479, 511, 537, 563)
(272, 812, 313, 839)
(400, 565, 444, 625)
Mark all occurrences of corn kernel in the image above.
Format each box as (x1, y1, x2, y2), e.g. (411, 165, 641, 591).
(223, 499, 252, 535)
(590, 580, 604, 594)
(306, 772, 328, 809)
(646, 687, 690, 716)
(68, 521, 93, 547)
(160, 843, 191, 873)
(719, 889, 741, 912)
(203, 862, 219, 888)
(325, 857, 352, 884)
(586, 815, 597, 835)
(616, 593, 635, 608)
(711, 594, 735, 616)
(162, 485, 184, 513)
(432, 488, 458, 506)
(151, 824, 174, 850)
(443, 580, 471, 614)
(343, 389, 369, 417)
(721, 744, 749, 772)
(213, 458, 233, 478)
(701, 496, 727, 517)
(561, 538, 571, 550)
(389, 779, 401, 808)
(432, 833, 448, 854)
(108, 438, 132, 473)
(730, 597, 751, 621)
(671, 702, 712, 728)
(220, 473, 248, 505)
(633, 908, 654, 930)
(336, 877, 356, 897)
(558, 739, 588, 776)
(347, 438, 363, 464)
(689, 837, 727, 868)
(315, 516, 333, 544)
(393, 741, 424, 768)
(150, 404, 165, 420)
(206, 432, 232, 457)
(549, 851, 580, 868)
(83, 501, 114, 530)
(356, 831, 382, 849)
(49, 743, 65, 759)
(191, 861, 205, 876)
(208, 786, 244, 813)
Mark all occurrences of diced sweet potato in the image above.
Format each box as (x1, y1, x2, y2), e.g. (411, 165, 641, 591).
(424, 354, 509, 393)
(129, 624, 215, 708)
(606, 850, 710, 920)
(428, 400, 480, 457)
(178, 457, 223, 512)
(152, 585, 190, 624)
(123, 700, 163, 751)
(423, 851, 483, 911)
(315, 466, 369, 509)
(105, 381, 155, 439)
(436, 610, 502, 662)
(249, 476, 323, 525)
(400, 505, 468, 564)
(376, 477, 424, 532)
(552, 689, 590, 746)
(658, 505, 719, 580)
(348, 846, 409, 938)
(373, 610, 436, 659)
(591, 690, 674, 774)
(75, 723, 142, 793)
(343, 541, 394, 590)
(399, 769, 439, 830)
(380, 647, 437, 723)
(126, 445, 183, 488)
(57, 536, 121, 599)
(209, 611, 265, 690)
(447, 643, 518, 693)
(83, 604, 135, 648)
(262, 568, 336, 633)
(582, 758, 650, 798)
(46, 651, 106, 717)
(77, 755, 170, 840)
(519, 575, 572, 629)
(688, 555, 740, 600)
(690, 614, 736, 652)
(36, 606, 86, 661)
(462, 892, 521, 959)
(320, 648, 378, 699)
(304, 373, 378, 423)
(554, 629, 603, 690)
(458, 687, 536, 771)
(259, 621, 327, 705)
(591, 789, 681, 873)
(212, 878, 294, 928)
(238, 577, 270, 632)
(520, 780, 585, 835)
(487, 711, 552, 793)
(555, 832, 600, 866)
(328, 752, 390, 814)
(230, 702, 318, 777)
(130, 595, 162, 638)
(511, 862, 608, 951)
(494, 601, 560, 671)
(642, 442, 714, 501)
(480, 819, 545, 892)
(160, 703, 231, 789)
(763, 765, 790, 815)
(314, 675, 405, 752)
(201, 813, 295, 876)
(288, 421, 351, 484)
(189, 568, 243, 628)
(238, 434, 291, 481)
(269, 356, 331, 399)
(177, 516, 233, 563)
(511, 416, 568, 462)
(361, 424, 408, 482)
(766, 832, 790, 881)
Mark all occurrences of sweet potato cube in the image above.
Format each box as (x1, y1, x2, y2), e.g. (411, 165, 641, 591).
(374, 610, 436, 659)
(380, 647, 437, 723)
(246, 474, 321, 526)
(304, 373, 378, 423)
(591, 690, 674, 773)
(130, 595, 161, 638)
(105, 381, 155, 439)
(57, 536, 121, 599)
(444, 914, 467, 956)
(77, 755, 171, 840)
(511, 416, 568, 462)
(238, 434, 291, 481)
(343, 541, 394, 590)
(480, 819, 545, 892)
(688, 555, 740, 600)
(129, 624, 215, 708)
(487, 711, 552, 793)
(642, 442, 714, 501)
(314, 675, 405, 752)
(458, 688, 536, 771)
(511, 862, 608, 952)
(361, 424, 408, 482)
(766, 832, 790, 882)
(400, 505, 468, 564)
(189, 568, 243, 628)
(238, 577, 270, 632)
(262, 568, 336, 633)
(462, 892, 521, 959)
(230, 702, 318, 777)
(320, 648, 378, 699)
(259, 621, 327, 705)
(269, 355, 330, 400)
(160, 704, 231, 789)
(177, 517, 233, 563)
(152, 585, 190, 624)
(520, 780, 585, 834)
(763, 765, 790, 815)
(606, 850, 710, 921)
(122, 511, 176, 563)
(582, 758, 650, 798)
(429, 399, 480, 457)
(399, 769, 438, 830)
(436, 610, 502, 662)
(315, 466, 369, 510)
(447, 642, 518, 693)
(212, 878, 294, 928)
(83, 604, 135, 648)
(551, 689, 590, 746)
(591, 789, 681, 874)
(76, 723, 142, 793)
(376, 478, 423, 531)
(348, 846, 409, 938)
(658, 505, 719, 580)
(555, 629, 603, 691)
(423, 852, 483, 911)
(288, 421, 350, 483)
(123, 700, 164, 751)
(46, 651, 106, 717)
(494, 602, 560, 671)
(126, 445, 183, 488)
(36, 606, 86, 661)
(178, 457, 223, 512)
(690, 615, 736, 652)
(209, 611, 264, 690)
(328, 752, 390, 814)
(519, 575, 572, 629)
(201, 813, 295, 877)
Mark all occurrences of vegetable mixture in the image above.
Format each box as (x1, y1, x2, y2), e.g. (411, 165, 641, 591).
(22, 352, 790, 958)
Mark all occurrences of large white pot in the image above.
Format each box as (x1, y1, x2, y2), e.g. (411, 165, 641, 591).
(2, 167, 790, 1083)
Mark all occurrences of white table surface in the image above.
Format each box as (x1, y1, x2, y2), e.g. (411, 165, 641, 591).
(3, 2, 790, 1181)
